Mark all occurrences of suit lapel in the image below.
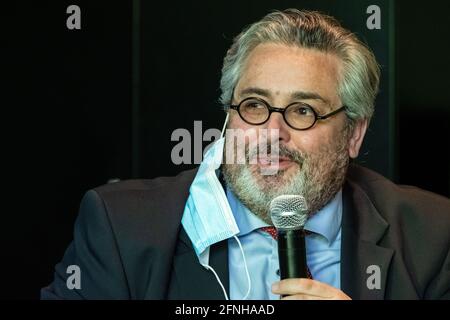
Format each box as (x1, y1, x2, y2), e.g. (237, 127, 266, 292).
(341, 180, 394, 299)
(167, 226, 229, 299)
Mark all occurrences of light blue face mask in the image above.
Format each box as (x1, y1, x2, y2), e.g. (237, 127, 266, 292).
(181, 116, 252, 301)
(181, 135, 240, 263)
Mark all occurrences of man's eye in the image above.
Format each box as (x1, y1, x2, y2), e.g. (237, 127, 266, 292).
(246, 102, 265, 109)
(296, 106, 314, 116)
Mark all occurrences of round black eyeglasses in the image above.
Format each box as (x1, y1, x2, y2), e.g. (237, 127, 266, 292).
(228, 97, 346, 130)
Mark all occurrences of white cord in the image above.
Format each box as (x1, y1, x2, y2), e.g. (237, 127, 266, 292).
(201, 236, 251, 301)
(201, 264, 229, 300)
(233, 235, 252, 300)
(220, 113, 229, 138)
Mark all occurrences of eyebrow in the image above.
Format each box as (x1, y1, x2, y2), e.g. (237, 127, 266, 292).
(238, 87, 330, 105)
(290, 91, 330, 105)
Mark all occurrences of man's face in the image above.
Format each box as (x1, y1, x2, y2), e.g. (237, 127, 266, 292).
(222, 43, 367, 224)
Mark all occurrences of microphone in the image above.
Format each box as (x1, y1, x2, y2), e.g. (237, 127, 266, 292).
(270, 195, 309, 279)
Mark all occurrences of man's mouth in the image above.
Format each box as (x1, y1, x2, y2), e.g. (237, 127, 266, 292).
(255, 155, 295, 170)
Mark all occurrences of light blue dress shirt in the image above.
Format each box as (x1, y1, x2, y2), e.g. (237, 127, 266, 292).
(227, 187, 342, 300)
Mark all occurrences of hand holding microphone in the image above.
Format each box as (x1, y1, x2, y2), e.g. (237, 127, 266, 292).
(269, 194, 351, 300)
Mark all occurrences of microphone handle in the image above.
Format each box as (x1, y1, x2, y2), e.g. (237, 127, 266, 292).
(277, 229, 308, 279)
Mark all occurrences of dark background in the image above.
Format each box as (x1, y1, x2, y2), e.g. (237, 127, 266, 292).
(2, 0, 449, 299)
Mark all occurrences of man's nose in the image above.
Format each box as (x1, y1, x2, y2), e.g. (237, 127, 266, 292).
(264, 112, 291, 142)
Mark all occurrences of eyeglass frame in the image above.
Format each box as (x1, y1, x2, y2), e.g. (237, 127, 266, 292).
(227, 96, 347, 130)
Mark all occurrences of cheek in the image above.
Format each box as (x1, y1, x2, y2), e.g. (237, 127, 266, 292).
(289, 126, 341, 155)
(228, 112, 248, 129)
(227, 113, 259, 145)
(289, 132, 321, 154)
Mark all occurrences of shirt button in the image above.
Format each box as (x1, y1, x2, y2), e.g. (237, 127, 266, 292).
(276, 269, 280, 276)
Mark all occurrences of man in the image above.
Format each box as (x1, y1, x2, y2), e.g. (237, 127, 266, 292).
(42, 9, 450, 300)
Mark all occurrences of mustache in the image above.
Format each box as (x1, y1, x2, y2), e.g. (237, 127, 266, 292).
(246, 143, 305, 165)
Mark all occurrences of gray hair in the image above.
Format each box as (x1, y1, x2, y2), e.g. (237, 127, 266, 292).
(219, 9, 380, 124)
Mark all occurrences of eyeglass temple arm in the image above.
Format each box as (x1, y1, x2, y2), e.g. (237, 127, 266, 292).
(317, 106, 346, 120)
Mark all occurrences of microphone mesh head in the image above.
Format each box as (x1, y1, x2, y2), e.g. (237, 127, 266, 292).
(269, 195, 308, 230)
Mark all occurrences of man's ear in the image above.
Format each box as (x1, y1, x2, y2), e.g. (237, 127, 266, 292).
(348, 119, 368, 159)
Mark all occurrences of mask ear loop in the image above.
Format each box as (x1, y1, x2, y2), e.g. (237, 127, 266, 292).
(201, 263, 230, 300)
(233, 235, 252, 300)
(220, 113, 229, 139)
(201, 236, 251, 300)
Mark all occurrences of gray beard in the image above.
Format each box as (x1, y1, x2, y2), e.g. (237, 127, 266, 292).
(221, 129, 350, 225)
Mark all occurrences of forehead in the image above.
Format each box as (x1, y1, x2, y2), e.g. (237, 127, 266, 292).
(236, 43, 342, 101)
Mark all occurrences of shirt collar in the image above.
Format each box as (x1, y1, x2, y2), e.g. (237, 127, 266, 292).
(226, 187, 343, 244)
(304, 189, 342, 244)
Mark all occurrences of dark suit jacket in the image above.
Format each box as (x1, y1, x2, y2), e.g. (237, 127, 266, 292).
(41, 164, 450, 299)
